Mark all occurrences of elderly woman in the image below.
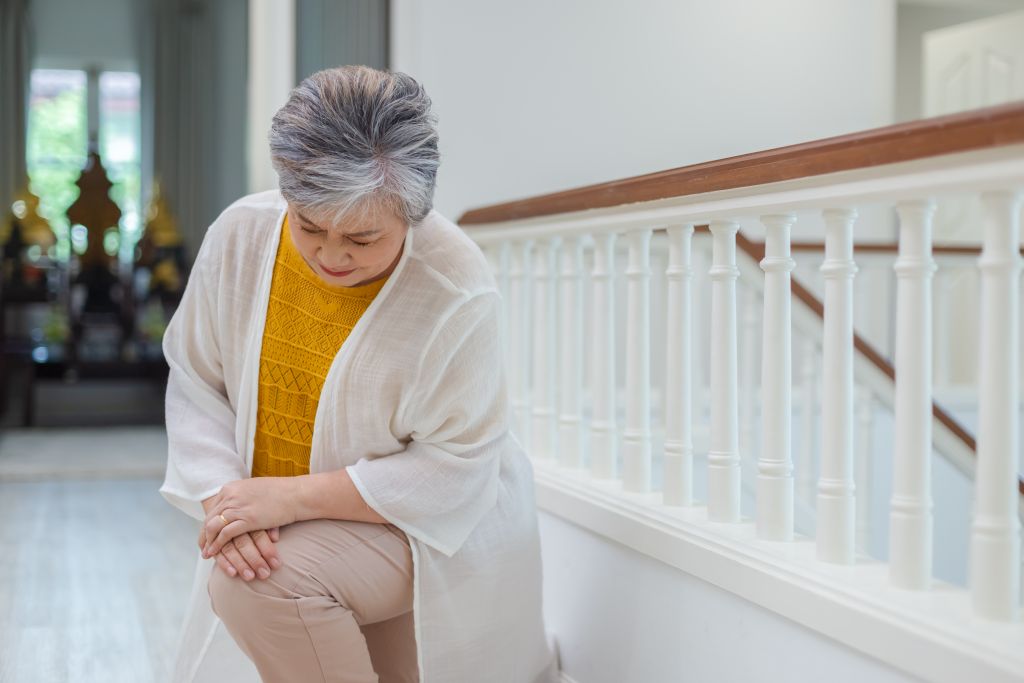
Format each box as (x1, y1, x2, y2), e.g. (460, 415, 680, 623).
(159, 66, 559, 683)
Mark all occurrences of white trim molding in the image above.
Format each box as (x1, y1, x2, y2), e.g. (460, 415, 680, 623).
(247, 0, 295, 194)
(533, 458, 1024, 683)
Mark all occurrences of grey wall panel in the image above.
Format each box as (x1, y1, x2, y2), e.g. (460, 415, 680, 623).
(142, 0, 249, 259)
(207, 0, 249, 233)
(296, 0, 388, 82)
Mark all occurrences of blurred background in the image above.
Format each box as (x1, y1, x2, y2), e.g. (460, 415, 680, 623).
(0, 0, 1022, 681)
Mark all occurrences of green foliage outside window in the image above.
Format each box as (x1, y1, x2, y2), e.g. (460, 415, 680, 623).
(26, 75, 87, 261)
(25, 69, 141, 263)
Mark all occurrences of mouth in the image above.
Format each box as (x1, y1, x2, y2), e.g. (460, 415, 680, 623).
(319, 264, 356, 277)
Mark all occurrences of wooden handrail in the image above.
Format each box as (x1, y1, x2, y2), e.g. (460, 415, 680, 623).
(789, 242, 1024, 256)
(459, 101, 1024, 226)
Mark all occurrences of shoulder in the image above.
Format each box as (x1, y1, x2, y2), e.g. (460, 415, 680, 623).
(404, 210, 497, 298)
(210, 189, 285, 243)
(195, 190, 285, 267)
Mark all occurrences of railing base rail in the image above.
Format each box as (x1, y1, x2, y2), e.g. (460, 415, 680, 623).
(532, 457, 1024, 683)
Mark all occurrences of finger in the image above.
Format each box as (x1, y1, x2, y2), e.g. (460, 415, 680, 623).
(202, 517, 222, 556)
(203, 505, 237, 541)
(221, 540, 258, 581)
(198, 526, 207, 551)
(268, 527, 280, 543)
(215, 552, 238, 578)
(250, 529, 282, 570)
(205, 519, 250, 558)
(203, 512, 225, 540)
(233, 533, 273, 579)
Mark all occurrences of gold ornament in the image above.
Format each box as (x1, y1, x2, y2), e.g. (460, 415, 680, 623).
(143, 180, 183, 249)
(6, 188, 56, 248)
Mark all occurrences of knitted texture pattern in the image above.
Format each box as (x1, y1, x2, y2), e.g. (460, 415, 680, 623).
(251, 215, 388, 477)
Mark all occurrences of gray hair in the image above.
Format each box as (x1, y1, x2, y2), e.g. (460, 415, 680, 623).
(269, 65, 440, 227)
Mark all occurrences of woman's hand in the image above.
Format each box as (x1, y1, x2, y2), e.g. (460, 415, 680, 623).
(201, 477, 300, 560)
(199, 525, 282, 581)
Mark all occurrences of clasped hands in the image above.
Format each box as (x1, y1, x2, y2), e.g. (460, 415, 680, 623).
(199, 476, 300, 582)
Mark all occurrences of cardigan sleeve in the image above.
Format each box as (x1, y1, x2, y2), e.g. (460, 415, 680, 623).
(346, 290, 509, 558)
(158, 227, 248, 522)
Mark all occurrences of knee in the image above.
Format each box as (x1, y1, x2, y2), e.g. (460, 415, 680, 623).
(208, 562, 291, 626)
(207, 564, 245, 623)
(207, 549, 329, 624)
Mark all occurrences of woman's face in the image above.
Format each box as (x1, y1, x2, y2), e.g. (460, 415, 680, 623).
(286, 204, 409, 287)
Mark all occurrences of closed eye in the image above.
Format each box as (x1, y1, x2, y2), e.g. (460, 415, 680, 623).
(301, 224, 379, 246)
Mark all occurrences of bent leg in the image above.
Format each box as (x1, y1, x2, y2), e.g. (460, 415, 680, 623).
(360, 525, 418, 683)
(208, 519, 415, 683)
(361, 611, 418, 683)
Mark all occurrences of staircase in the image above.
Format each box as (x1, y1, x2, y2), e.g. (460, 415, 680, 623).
(460, 103, 1024, 683)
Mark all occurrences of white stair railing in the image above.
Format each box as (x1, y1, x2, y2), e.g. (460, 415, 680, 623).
(467, 104, 1024, 682)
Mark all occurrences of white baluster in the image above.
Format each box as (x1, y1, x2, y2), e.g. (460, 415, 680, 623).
(708, 220, 741, 522)
(692, 235, 712, 443)
(933, 268, 952, 390)
(624, 228, 653, 493)
(890, 199, 937, 590)
(532, 237, 560, 460)
(509, 241, 533, 445)
(818, 208, 859, 564)
(740, 281, 760, 478)
(855, 385, 874, 555)
(664, 224, 695, 506)
(970, 190, 1022, 620)
(591, 232, 619, 479)
(758, 213, 796, 540)
(798, 337, 818, 506)
(559, 234, 585, 469)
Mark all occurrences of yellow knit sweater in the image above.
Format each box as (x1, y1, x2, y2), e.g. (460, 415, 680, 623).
(250, 215, 388, 478)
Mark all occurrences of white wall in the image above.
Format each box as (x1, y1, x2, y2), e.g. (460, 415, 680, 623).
(894, 1, 1015, 123)
(247, 0, 296, 195)
(538, 512, 919, 683)
(29, 0, 138, 71)
(391, 0, 897, 226)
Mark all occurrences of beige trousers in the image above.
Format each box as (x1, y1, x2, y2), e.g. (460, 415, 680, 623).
(207, 518, 418, 683)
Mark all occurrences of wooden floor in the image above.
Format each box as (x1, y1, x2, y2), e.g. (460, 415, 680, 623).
(0, 427, 197, 683)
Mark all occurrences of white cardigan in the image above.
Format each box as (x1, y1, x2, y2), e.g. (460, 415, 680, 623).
(158, 190, 560, 683)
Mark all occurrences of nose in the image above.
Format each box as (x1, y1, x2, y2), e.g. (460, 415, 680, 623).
(318, 243, 352, 270)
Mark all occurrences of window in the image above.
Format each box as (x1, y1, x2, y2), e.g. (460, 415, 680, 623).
(99, 71, 141, 260)
(25, 69, 87, 262)
(25, 68, 142, 263)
